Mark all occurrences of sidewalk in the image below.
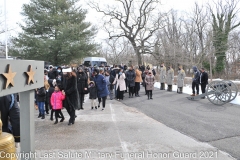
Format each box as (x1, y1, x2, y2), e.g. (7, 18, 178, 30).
(33, 96, 235, 160)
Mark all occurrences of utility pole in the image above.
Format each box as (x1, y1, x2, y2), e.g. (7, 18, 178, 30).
(4, 0, 8, 59)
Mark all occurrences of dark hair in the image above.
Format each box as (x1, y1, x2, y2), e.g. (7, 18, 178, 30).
(201, 68, 205, 70)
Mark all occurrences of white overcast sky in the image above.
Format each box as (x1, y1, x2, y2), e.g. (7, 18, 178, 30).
(0, 0, 210, 42)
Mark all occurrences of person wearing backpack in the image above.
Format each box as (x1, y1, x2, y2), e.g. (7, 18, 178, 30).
(0, 94, 20, 144)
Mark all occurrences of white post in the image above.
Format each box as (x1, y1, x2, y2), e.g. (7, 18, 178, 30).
(4, 0, 8, 59)
(20, 90, 35, 160)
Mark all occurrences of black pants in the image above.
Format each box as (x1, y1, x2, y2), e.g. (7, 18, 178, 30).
(65, 107, 76, 124)
(99, 96, 107, 108)
(117, 87, 124, 100)
(129, 86, 135, 96)
(146, 90, 152, 98)
(45, 101, 49, 113)
(201, 83, 207, 94)
(54, 109, 64, 121)
(125, 80, 128, 92)
(79, 93, 84, 109)
(192, 82, 199, 94)
(135, 82, 140, 95)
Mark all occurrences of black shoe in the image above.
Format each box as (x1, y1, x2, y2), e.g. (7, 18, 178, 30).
(54, 121, 58, 124)
(68, 122, 72, 125)
(95, 106, 97, 109)
(80, 108, 84, 110)
(91, 107, 94, 110)
(98, 105, 100, 108)
(150, 97, 153, 99)
(41, 115, 45, 119)
(46, 112, 49, 115)
(50, 117, 53, 121)
(136, 95, 140, 97)
(60, 118, 65, 122)
(102, 108, 105, 111)
(38, 114, 42, 118)
(201, 97, 205, 99)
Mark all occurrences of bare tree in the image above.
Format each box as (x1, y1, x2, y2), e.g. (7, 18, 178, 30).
(88, 0, 165, 65)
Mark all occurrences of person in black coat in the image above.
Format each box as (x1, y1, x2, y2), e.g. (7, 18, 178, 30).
(110, 65, 119, 97)
(88, 81, 97, 109)
(48, 66, 58, 79)
(36, 87, 46, 119)
(0, 94, 20, 143)
(108, 71, 115, 100)
(125, 65, 136, 98)
(77, 68, 88, 110)
(62, 69, 80, 125)
(56, 66, 63, 85)
(199, 68, 209, 98)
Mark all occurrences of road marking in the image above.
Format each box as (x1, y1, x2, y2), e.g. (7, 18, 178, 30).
(110, 103, 129, 160)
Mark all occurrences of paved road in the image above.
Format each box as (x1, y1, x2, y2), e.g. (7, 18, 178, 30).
(122, 87, 240, 160)
(33, 95, 235, 160)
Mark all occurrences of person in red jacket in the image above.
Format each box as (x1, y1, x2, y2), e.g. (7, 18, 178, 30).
(51, 85, 66, 124)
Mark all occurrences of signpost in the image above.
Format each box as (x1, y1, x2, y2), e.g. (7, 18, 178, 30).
(0, 60, 44, 160)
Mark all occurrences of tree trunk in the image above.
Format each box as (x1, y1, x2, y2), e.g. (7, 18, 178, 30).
(131, 41, 142, 65)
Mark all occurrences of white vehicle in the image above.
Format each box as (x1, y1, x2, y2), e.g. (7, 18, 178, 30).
(83, 57, 107, 67)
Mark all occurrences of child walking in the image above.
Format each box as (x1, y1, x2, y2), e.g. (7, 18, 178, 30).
(89, 81, 97, 110)
(50, 85, 65, 124)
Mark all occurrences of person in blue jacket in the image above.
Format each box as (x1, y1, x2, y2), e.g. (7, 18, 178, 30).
(93, 69, 109, 110)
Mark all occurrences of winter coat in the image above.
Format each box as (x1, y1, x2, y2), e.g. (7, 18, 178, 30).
(160, 66, 166, 83)
(110, 68, 119, 78)
(77, 72, 88, 94)
(135, 69, 142, 82)
(200, 71, 208, 85)
(145, 75, 155, 90)
(105, 75, 110, 86)
(177, 69, 186, 87)
(166, 68, 174, 85)
(152, 69, 156, 76)
(0, 94, 20, 142)
(109, 74, 115, 90)
(142, 73, 147, 86)
(192, 66, 200, 84)
(63, 74, 80, 111)
(48, 69, 58, 79)
(113, 73, 126, 91)
(88, 81, 98, 99)
(94, 74, 109, 98)
(36, 87, 46, 102)
(46, 86, 54, 105)
(50, 91, 65, 110)
(126, 70, 136, 87)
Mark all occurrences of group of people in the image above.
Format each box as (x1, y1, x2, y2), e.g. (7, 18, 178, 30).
(34, 64, 158, 125)
(34, 62, 209, 125)
(0, 61, 209, 151)
(159, 63, 208, 97)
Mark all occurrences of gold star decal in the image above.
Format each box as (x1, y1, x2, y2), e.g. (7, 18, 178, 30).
(25, 65, 35, 85)
(1, 64, 17, 89)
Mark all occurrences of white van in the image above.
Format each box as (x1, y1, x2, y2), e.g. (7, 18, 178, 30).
(83, 57, 107, 67)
